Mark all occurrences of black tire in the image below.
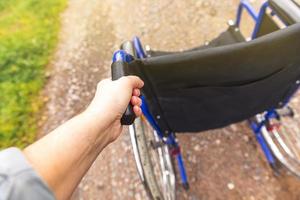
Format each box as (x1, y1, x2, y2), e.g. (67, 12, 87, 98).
(130, 117, 176, 200)
(255, 107, 300, 178)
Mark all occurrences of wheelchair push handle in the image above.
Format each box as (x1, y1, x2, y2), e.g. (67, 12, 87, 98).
(111, 49, 136, 125)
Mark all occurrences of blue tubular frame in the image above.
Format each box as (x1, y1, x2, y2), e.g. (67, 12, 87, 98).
(236, 0, 259, 26)
(141, 95, 188, 186)
(236, 0, 277, 165)
(114, 39, 189, 187)
(113, 50, 134, 63)
(249, 111, 276, 165)
(235, 0, 270, 39)
(126, 0, 298, 188)
(251, 1, 270, 39)
(236, 0, 299, 166)
(140, 95, 164, 139)
(133, 37, 147, 59)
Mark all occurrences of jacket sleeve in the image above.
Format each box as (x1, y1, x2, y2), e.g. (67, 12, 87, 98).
(0, 148, 55, 200)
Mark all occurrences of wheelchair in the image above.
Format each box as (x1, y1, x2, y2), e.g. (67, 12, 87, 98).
(111, 0, 300, 199)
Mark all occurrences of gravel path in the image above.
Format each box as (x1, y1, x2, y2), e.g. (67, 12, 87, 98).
(40, 0, 300, 199)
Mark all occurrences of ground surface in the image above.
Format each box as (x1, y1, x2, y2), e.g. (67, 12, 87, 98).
(40, 0, 300, 199)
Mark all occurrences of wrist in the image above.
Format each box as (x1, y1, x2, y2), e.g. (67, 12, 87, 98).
(80, 109, 122, 144)
(83, 105, 114, 124)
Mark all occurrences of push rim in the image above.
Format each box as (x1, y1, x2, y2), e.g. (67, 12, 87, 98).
(130, 116, 176, 200)
(258, 105, 300, 177)
(143, 117, 176, 200)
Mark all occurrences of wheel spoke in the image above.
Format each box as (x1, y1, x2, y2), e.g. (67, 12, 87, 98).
(130, 116, 176, 200)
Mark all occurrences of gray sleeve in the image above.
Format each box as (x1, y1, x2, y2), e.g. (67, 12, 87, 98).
(0, 148, 55, 200)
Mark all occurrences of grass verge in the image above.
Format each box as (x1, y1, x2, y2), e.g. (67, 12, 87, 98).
(0, 0, 67, 148)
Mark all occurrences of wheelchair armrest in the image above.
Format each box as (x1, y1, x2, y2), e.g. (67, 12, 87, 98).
(269, 0, 300, 24)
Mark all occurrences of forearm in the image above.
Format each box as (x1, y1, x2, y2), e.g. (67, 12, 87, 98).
(22, 76, 143, 199)
(23, 112, 118, 200)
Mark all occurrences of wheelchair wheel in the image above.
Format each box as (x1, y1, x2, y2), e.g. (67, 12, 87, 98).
(259, 105, 300, 177)
(129, 116, 176, 200)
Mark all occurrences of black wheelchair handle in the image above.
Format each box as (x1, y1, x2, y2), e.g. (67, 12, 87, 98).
(111, 61, 136, 125)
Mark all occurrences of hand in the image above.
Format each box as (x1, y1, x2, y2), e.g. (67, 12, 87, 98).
(84, 76, 144, 141)
(23, 76, 144, 200)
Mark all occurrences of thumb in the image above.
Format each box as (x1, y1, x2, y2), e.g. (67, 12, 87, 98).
(119, 76, 144, 89)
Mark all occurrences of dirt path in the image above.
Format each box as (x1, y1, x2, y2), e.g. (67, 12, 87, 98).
(40, 0, 300, 199)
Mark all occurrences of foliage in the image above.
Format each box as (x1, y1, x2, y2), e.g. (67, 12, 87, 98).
(0, 0, 66, 148)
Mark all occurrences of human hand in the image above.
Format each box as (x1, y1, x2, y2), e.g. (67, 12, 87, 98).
(84, 76, 144, 141)
(23, 76, 144, 200)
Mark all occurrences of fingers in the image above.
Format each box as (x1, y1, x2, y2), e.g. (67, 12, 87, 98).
(133, 88, 140, 97)
(131, 96, 143, 117)
(103, 75, 144, 118)
(131, 96, 142, 106)
(133, 105, 142, 117)
(121, 76, 144, 89)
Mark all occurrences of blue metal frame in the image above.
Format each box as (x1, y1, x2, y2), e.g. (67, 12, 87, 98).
(251, 1, 270, 39)
(236, 0, 277, 166)
(141, 96, 188, 186)
(249, 111, 276, 165)
(133, 40, 189, 186)
(114, 0, 299, 189)
(140, 95, 164, 139)
(236, 0, 259, 26)
(133, 36, 147, 59)
(236, 0, 289, 38)
(112, 45, 189, 187)
(236, 0, 299, 166)
(235, 0, 270, 39)
(132, 0, 294, 183)
(113, 50, 134, 63)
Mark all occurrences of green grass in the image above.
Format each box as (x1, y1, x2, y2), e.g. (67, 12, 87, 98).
(0, 0, 67, 148)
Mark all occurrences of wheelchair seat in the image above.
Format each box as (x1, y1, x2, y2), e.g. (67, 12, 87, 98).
(128, 23, 300, 133)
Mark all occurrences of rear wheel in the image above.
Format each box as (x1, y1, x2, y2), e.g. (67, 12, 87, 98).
(129, 116, 176, 200)
(258, 104, 300, 178)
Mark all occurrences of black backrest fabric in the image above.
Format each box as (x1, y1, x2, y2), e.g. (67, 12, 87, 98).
(128, 23, 300, 133)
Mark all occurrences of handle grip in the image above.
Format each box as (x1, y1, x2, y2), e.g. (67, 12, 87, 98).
(111, 61, 136, 125)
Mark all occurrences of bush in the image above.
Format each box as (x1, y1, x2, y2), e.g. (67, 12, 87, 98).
(0, 0, 67, 148)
